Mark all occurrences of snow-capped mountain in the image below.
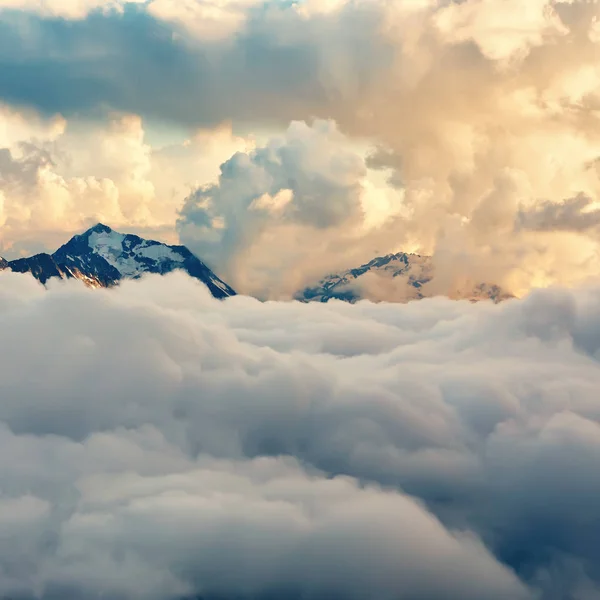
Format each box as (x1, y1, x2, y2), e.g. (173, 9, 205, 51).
(0, 224, 235, 299)
(298, 252, 512, 303)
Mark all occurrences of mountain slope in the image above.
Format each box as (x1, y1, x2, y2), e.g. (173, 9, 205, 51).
(7, 253, 72, 285)
(298, 252, 512, 304)
(2, 224, 236, 299)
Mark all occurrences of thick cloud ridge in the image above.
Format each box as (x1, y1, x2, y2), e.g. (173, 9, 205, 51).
(2, 270, 600, 598)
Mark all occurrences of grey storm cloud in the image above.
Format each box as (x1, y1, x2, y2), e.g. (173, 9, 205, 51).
(0, 2, 387, 128)
(2, 270, 600, 598)
(516, 193, 600, 233)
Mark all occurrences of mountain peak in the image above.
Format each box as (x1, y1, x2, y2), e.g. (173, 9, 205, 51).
(87, 223, 113, 235)
(298, 252, 511, 304)
(3, 225, 235, 298)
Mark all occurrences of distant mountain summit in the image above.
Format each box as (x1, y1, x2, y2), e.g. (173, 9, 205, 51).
(298, 252, 512, 304)
(1, 227, 511, 304)
(0, 223, 235, 299)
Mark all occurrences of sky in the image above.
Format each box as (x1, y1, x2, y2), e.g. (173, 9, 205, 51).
(0, 0, 599, 298)
(3, 2, 600, 599)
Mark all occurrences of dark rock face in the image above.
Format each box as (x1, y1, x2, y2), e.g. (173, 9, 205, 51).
(2, 223, 236, 299)
(7, 254, 69, 285)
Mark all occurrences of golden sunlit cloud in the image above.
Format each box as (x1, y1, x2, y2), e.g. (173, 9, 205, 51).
(0, 0, 600, 299)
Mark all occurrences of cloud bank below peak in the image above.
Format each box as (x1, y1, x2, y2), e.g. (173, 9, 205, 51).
(2, 270, 600, 597)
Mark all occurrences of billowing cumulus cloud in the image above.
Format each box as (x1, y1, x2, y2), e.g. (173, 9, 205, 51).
(178, 119, 404, 297)
(433, 0, 570, 62)
(1, 271, 600, 598)
(1, 0, 599, 296)
(147, 0, 266, 40)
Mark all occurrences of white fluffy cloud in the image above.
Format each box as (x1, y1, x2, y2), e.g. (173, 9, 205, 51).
(147, 0, 265, 40)
(178, 119, 403, 298)
(0, 108, 252, 257)
(434, 0, 569, 63)
(0, 0, 145, 19)
(2, 271, 600, 597)
(0, 0, 260, 35)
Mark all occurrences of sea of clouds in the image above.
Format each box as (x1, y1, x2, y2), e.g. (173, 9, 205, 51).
(1, 270, 600, 599)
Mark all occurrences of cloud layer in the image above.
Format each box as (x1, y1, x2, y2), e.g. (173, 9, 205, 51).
(2, 270, 600, 598)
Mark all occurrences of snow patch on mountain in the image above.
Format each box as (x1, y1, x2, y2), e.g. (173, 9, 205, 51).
(87, 229, 184, 278)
